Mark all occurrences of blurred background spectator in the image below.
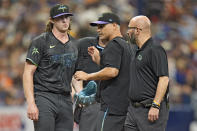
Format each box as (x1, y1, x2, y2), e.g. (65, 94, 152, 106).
(0, 0, 197, 130)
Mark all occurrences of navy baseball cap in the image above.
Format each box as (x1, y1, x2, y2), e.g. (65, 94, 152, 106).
(90, 13, 120, 26)
(50, 4, 73, 18)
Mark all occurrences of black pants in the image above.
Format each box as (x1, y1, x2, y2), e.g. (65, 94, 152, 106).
(79, 103, 100, 131)
(96, 110, 126, 131)
(34, 92, 73, 131)
(124, 101, 169, 131)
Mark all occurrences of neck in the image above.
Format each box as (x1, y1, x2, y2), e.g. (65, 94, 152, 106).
(109, 31, 122, 41)
(52, 28, 69, 43)
(137, 35, 151, 48)
(99, 39, 107, 47)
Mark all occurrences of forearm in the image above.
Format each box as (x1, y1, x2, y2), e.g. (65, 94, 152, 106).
(22, 62, 37, 105)
(88, 67, 118, 81)
(23, 72, 35, 105)
(72, 77, 83, 93)
(95, 56, 100, 65)
(154, 76, 169, 104)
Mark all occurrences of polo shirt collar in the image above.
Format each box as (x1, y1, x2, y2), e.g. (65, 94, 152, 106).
(137, 38, 152, 51)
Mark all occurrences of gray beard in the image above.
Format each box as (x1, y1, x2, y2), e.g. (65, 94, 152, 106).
(127, 34, 137, 45)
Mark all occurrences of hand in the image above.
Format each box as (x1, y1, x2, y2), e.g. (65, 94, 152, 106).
(27, 103, 39, 121)
(148, 107, 159, 122)
(88, 46, 100, 65)
(74, 71, 89, 81)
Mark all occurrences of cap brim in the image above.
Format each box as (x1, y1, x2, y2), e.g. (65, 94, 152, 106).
(90, 21, 109, 26)
(53, 13, 73, 18)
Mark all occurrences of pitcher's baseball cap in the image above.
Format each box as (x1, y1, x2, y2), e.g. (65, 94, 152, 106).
(50, 4, 73, 18)
(90, 13, 120, 26)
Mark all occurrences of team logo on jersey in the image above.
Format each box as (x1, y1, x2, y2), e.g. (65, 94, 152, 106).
(50, 53, 77, 68)
(50, 45, 56, 48)
(137, 54, 142, 61)
(32, 47, 39, 55)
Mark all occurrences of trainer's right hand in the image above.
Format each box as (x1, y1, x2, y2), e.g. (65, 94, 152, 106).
(74, 71, 89, 81)
(27, 103, 39, 121)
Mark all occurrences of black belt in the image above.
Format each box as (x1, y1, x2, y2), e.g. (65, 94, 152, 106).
(131, 99, 152, 108)
(35, 89, 70, 96)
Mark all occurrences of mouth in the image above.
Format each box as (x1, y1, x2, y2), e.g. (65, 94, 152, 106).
(63, 24, 68, 27)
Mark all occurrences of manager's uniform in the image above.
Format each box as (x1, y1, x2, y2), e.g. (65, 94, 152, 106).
(96, 37, 132, 131)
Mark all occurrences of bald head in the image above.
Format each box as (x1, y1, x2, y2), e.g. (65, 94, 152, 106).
(127, 15, 151, 47)
(129, 15, 151, 33)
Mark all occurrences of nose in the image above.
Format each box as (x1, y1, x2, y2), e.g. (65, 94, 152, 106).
(127, 30, 130, 36)
(97, 28, 101, 33)
(127, 28, 132, 33)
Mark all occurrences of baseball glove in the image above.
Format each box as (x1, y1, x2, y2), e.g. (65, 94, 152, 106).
(74, 80, 97, 106)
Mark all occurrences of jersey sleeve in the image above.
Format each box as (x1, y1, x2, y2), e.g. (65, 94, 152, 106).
(101, 40, 122, 69)
(151, 46, 169, 77)
(26, 38, 43, 66)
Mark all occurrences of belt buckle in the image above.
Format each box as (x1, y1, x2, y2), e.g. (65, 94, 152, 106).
(132, 102, 141, 107)
(144, 103, 152, 108)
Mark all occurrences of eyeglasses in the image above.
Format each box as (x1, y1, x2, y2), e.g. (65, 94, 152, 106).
(128, 27, 142, 31)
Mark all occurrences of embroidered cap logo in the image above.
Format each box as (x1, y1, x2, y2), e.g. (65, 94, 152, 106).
(58, 5, 67, 12)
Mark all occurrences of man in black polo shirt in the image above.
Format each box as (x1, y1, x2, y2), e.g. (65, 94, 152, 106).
(124, 15, 169, 131)
(23, 4, 78, 131)
(74, 36, 105, 131)
(74, 13, 132, 131)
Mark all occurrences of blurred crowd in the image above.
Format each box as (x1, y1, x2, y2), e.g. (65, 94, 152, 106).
(0, 0, 197, 119)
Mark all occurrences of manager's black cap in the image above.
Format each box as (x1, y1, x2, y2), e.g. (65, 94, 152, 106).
(50, 4, 73, 18)
(90, 13, 120, 26)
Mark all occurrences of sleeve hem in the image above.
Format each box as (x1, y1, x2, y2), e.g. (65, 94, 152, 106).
(104, 65, 120, 70)
(26, 58, 38, 66)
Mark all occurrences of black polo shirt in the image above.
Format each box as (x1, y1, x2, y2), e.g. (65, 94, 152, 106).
(99, 37, 132, 115)
(26, 32, 78, 94)
(129, 38, 169, 102)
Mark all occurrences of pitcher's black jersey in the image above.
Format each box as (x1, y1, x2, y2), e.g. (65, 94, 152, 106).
(26, 32, 78, 93)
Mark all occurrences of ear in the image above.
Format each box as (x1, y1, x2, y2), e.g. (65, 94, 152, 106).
(112, 23, 116, 26)
(50, 18, 54, 24)
(112, 23, 119, 29)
